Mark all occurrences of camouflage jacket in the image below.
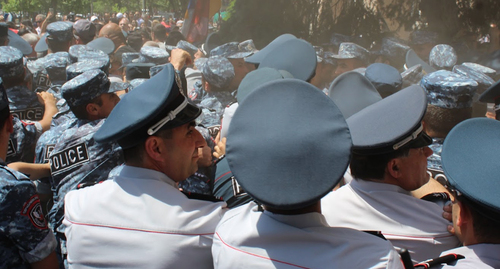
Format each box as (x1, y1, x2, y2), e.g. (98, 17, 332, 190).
(197, 91, 236, 128)
(6, 117, 42, 164)
(0, 162, 57, 268)
(7, 85, 45, 121)
(48, 118, 124, 233)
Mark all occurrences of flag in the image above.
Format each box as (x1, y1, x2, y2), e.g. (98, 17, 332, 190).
(181, 0, 221, 44)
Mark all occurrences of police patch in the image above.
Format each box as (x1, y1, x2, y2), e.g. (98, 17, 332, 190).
(44, 144, 55, 162)
(21, 195, 48, 229)
(208, 125, 220, 139)
(11, 108, 44, 121)
(35, 72, 50, 88)
(50, 142, 90, 175)
(7, 139, 16, 157)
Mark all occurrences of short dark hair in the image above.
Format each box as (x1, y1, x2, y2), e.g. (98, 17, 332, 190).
(457, 195, 500, 243)
(165, 31, 185, 46)
(123, 128, 172, 164)
(350, 147, 411, 180)
(126, 31, 143, 52)
(424, 105, 472, 138)
(69, 94, 103, 120)
(47, 38, 71, 52)
(152, 24, 167, 41)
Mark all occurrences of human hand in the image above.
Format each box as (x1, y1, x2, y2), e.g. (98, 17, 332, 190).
(37, 92, 57, 107)
(213, 137, 226, 159)
(169, 48, 192, 70)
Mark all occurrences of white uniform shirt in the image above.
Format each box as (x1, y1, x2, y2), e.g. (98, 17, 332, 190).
(436, 244, 500, 268)
(321, 179, 460, 263)
(212, 202, 404, 269)
(64, 165, 227, 268)
(219, 102, 237, 139)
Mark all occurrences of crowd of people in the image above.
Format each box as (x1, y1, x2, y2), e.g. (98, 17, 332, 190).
(0, 8, 499, 269)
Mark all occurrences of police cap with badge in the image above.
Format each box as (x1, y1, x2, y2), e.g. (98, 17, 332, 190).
(66, 58, 110, 80)
(441, 118, 500, 223)
(68, 44, 110, 64)
(61, 69, 116, 108)
(35, 21, 74, 52)
(137, 46, 169, 65)
(201, 56, 235, 89)
(43, 52, 71, 84)
(421, 70, 478, 109)
(0, 46, 24, 79)
(347, 84, 432, 155)
(94, 64, 200, 149)
(226, 79, 351, 209)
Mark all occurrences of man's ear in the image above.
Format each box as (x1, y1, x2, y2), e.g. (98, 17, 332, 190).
(144, 136, 163, 162)
(203, 80, 211, 92)
(387, 158, 402, 179)
(86, 103, 99, 117)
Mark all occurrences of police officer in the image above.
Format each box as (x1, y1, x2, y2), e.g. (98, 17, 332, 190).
(63, 63, 226, 268)
(196, 55, 236, 130)
(0, 46, 58, 163)
(212, 78, 402, 268)
(421, 118, 500, 268)
(364, 63, 403, 98)
(331, 42, 370, 77)
(321, 85, 461, 263)
(0, 78, 58, 269)
(43, 21, 74, 55)
(48, 70, 123, 267)
(34, 58, 111, 216)
(420, 70, 477, 179)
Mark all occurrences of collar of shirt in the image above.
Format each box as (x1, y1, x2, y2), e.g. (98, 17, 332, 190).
(351, 178, 411, 195)
(119, 165, 176, 188)
(263, 209, 329, 229)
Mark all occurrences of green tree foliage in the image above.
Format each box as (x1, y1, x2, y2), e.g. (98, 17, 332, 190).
(218, 0, 500, 48)
(2, 0, 188, 17)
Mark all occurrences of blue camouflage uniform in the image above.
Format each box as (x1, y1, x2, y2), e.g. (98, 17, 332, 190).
(197, 56, 236, 129)
(137, 46, 169, 65)
(0, 77, 57, 268)
(7, 117, 42, 164)
(421, 70, 477, 175)
(47, 69, 124, 266)
(0, 46, 44, 163)
(0, 163, 57, 268)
